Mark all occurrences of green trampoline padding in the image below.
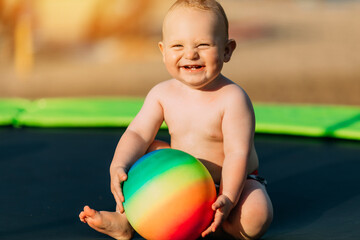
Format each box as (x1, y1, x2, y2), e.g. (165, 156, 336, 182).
(15, 98, 150, 128)
(0, 98, 359, 140)
(0, 99, 30, 126)
(254, 104, 360, 140)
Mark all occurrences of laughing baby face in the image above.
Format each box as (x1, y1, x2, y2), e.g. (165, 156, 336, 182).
(159, 6, 234, 90)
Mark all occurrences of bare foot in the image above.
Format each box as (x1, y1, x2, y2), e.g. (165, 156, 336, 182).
(79, 205, 134, 240)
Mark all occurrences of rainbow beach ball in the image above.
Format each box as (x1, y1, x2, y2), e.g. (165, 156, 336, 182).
(123, 148, 216, 240)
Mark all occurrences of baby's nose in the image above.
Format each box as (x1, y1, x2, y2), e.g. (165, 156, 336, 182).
(184, 47, 199, 60)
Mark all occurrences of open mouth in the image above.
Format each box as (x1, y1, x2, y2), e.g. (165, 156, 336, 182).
(182, 65, 205, 71)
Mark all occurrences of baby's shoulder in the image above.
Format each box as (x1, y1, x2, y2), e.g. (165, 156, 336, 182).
(149, 79, 177, 94)
(218, 81, 254, 117)
(145, 79, 177, 103)
(219, 81, 250, 103)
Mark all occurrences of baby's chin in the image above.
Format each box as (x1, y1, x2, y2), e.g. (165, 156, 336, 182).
(179, 77, 222, 91)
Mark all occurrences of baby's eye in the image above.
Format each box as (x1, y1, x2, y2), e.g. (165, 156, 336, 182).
(198, 43, 210, 48)
(171, 44, 183, 48)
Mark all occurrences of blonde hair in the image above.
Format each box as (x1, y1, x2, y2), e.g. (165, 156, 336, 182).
(168, 0, 229, 40)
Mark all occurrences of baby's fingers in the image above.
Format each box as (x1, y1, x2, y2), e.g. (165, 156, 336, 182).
(201, 208, 226, 237)
(201, 214, 223, 237)
(201, 223, 215, 237)
(212, 196, 226, 210)
(111, 179, 123, 201)
(112, 191, 124, 213)
(111, 171, 128, 212)
(211, 210, 224, 232)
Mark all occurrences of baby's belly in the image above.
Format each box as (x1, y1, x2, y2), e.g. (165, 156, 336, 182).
(171, 139, 259, 185)
(199, 146, 259, 185)
(171, 140, 224, 184)
(200, 159, 222, 184)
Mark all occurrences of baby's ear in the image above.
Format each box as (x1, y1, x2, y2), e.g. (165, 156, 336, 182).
(158, 41, 164, 52)
(224, 39, 236, 62)
(158, 41, 166, 62)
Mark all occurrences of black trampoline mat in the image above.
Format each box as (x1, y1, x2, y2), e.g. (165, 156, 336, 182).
(1, 128, 359, 240)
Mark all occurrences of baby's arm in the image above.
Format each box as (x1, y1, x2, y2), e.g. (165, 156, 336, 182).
(202, 87, 255, 236)
(110, 85, 165, 212)
(221, 88, 255, 205)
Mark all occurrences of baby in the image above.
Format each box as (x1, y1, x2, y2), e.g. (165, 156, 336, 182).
(79, 0, 273, 239)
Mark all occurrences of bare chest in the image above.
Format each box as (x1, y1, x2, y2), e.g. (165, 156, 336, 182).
(162, 98, 224, 142)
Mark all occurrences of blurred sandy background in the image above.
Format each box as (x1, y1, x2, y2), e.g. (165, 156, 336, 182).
(0, 0, 359, 105)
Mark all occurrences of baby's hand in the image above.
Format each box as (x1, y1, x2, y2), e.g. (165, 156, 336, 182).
(109, 165, 128, 213)
(201, 194, 234, 237)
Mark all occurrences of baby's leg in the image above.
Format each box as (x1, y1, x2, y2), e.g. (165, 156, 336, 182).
(79, 205, 134, 240)
(222, 180, 273, 240)
(79, 141, 170, 239)
(146, 139, 170, 153)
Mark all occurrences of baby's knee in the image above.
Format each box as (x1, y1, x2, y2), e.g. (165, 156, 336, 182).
(223, 203, 273, 240)
(146, 140, 170, 153)
(244, 205, 273, 239)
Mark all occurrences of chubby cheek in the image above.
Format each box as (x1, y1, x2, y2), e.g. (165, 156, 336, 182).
(164, 52, 181, 69)
(168, 52, 180, 62)
(163, 54, 180, 77)
(203, 51, 223, 72)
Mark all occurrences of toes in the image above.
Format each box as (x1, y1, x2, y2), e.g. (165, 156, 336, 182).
(79, 210, 88, 223)
(79, 205, 98, 223)
(84, 205, 97, 217)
